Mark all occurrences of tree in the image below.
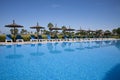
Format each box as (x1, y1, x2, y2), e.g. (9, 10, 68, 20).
(10, 29, 18, 35)
(27, 32, 30, 34)
(78, 30, 87, 37)
(47, 23, 54, 32)
(10, 29, 14, 34)
(43, 29, 50, 35)
(71, 32, 75, 37)
(20, 29, 24, 34)
(116, 27, 120, 37)
(104, 30, 111, 38)
(61, 26, 67, 35)
(95, 30, 103, 38)
(34, 32, 37, 34)
(31, 31, 33, 34)
(112, 29, 117, 35)
(104, 30, 111, 35)
(20, 29, 27, 34)
(24, 30, 27, 34)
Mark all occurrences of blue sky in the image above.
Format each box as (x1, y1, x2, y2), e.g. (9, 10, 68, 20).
(0, 0, 120, 33)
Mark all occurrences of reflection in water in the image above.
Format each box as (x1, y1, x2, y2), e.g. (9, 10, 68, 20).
(16, 44, 22, 47)
(61, 42, 67, 48)
(76, 42, 85, 50)
(38, 43, 42, 46)
(114, 40, 120, 51)
(30, 43, 44, 56)
(6, 45, 23, 59)
(103, 64, 120, 80)
(64, 43, 75, 52)
(31, 44, 35, 47)
(85, 42, 94, 49)
(95, 41, 102, 48)
(30, 52, 44, 56)
(6, 54, 23, 59)
(6, 45, 12, 48)
(92, 41, 106, 49)
(75, 41, 116, 50)
(49, 42, 62, 54)
(104, 41, 111, 45)
(47, 43, 53, 51)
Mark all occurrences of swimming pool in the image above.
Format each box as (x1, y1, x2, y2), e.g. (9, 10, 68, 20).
(0, 40, 120, 80)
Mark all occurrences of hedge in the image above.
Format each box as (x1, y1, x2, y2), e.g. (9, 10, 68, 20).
(1, 34, 119, 42)
(0, 35, 6, 42)
(21, 35, 30, 41)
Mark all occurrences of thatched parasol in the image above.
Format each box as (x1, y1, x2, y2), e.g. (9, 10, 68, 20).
(50, 24, 62, 37)
(77, 29, 86, 32)
(5, 20, 24, 42)
(50, 24, 61, 31)
(64, 26, 75, 37)
(65, 26, 75, 32)
(87, 30, 95, 33)
(77, 27, 86, 32)
(87, 29, 96, 38)
(50, 27, 61, 35)
(30, 22, 45, 40)
(50, 27, 62, 31)
(65, 28, 75, 31)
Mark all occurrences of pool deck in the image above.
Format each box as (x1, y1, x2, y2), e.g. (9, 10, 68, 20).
(0, 38, 120, 45)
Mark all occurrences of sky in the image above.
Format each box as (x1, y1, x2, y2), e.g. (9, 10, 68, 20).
(0, 0, 120, 34)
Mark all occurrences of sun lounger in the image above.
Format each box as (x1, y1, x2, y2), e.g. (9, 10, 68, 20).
(47, 35, 53, 42)
(38, 35, 45, 42)
(68, 35, 75, 41)
(74, 36, 80, 42)
(5, 34, 13, 42)
(54, 35, 62, 42)
(63, 35, 69, 42)
(16, 35, 24, 42)
(30, 35, 38, 42)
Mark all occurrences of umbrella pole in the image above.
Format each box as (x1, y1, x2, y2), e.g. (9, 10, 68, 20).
(36, 28, 40, 42)
(37, 31, 39, 42)
(14, 27, 16, 42)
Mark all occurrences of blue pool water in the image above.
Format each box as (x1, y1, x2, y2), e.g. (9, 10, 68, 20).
(0, 40, 120, 80)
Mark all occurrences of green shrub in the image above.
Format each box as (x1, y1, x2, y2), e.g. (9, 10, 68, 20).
(22, 35, 30, 41)
(112, 36, 119, 39)
(0, 35, 6, 42)
(58, 34, 63, 39)
(42, 34, 47, 39)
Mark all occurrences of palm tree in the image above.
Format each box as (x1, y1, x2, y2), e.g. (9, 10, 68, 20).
(104, 30, 111, 38)
(43, 29, 50, 35)
(61, 26, 67, 35)
(47, 23, 54, 35)
(20, 29, 27, 34)
(10, 29, 18, 35)
(116, 27, 120, 37)
(77, 30, 87, 38)
(31, 31, 33, 34)
(95, 29, 103, 38)
(112, 29, 117, 35)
